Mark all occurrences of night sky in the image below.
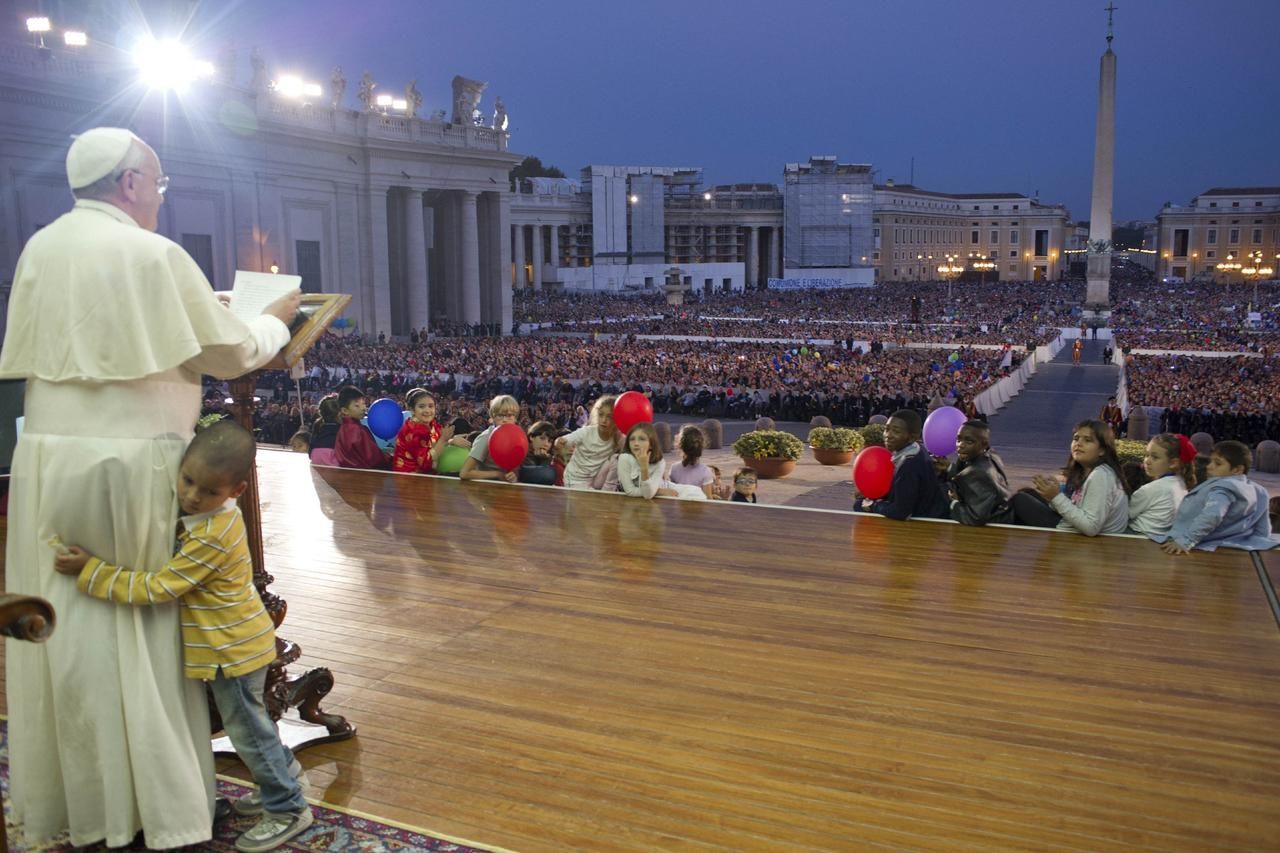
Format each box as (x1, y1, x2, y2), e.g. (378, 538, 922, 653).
(178, 0, 1279, 221)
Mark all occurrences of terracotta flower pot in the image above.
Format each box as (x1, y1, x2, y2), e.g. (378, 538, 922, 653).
(740, 456, 796, 479)
(811, 447, 855, 466)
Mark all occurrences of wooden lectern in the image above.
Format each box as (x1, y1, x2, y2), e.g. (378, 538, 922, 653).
(217, 293, 356, 752)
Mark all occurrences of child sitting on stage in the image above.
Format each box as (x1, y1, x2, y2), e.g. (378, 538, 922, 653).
(460, 394, 520, 483)
(667, 425, 716, 499)
(558, 395, 622, 489)
(53, 421, 313, 853)
(333, 385, 390, 470)
(730, 468, 759, 503)
(1126, 433, 1195, 537)
(519, 420, 560, 486)
(1152, 440, 1276, 554)
(392, 388, 455, 475)
(308, 393, 340, 466)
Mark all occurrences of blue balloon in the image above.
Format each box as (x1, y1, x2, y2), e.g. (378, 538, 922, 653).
(366, 398, 404, 441)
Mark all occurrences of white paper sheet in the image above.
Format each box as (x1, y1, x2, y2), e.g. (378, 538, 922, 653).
(228, 270, 302, 324)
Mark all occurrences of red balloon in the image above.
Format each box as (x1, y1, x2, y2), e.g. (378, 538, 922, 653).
(612, 391, 654, 435)
(487, 423, 529, 471)
(852, 446, 894, 501)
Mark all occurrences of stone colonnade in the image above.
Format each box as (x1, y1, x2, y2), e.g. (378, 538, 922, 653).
(510, 224, 563, 289)
(370, 186, 510, 336)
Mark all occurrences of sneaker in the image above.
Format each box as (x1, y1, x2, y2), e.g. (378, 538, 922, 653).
(233, 759, 306, 816)
(234, 808, 314, 853)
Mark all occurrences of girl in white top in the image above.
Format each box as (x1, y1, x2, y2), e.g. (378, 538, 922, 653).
(1127, 432, 1195, 536)
(559, 395, 622, 489)
(1030, 419, 1130, 536)
(617, 423, 706, 500)
(666, 425, 716, 499)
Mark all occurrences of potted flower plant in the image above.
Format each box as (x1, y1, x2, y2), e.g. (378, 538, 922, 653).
(860, 422, 886, 448)
(731, 429, 804, 479)
(808, 427, 865, 466)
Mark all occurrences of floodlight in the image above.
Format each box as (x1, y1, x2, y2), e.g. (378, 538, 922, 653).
(64, 30, 87, 46)
(133, 37, 214, 92)
(375, 93, 393, 107)
(276, 74, 305, 98)
(391, 98, 407, 110)
(703, 192, 711, 201)
(27, 17, 51, 33)
(629, 194, 639, 204)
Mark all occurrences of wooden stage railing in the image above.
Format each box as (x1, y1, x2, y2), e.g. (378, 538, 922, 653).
(3, 449, 1278, 850)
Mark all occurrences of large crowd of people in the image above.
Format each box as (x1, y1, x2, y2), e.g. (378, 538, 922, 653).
(513, 280, 1083, 347)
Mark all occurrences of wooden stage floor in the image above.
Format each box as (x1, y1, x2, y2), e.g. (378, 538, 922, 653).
(5, 449, 1280, 850)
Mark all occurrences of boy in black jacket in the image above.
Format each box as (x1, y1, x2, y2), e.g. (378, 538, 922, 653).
(946, 420, 1015, 525)
(854, 409, 949, 520)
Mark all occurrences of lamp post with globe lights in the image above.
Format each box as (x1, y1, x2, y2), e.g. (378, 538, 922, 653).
(1240, 250, 1274, 309)
(936, 254, 964, 302)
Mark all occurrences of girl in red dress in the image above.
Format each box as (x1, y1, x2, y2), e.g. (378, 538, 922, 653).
(392, 388, 454, 474)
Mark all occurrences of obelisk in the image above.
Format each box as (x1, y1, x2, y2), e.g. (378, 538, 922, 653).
(1085, 4, 1118, 306)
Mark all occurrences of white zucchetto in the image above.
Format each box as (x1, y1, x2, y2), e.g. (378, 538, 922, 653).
(66, 127, 141, 189)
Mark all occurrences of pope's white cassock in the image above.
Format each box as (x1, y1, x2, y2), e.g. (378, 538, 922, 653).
(0, 195, 289, 846)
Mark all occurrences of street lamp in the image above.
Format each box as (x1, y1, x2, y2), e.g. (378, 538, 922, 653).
(1216, 253, 1241, 284)
(1241, 250, 1274, 308)
(937, 253, 963, 302)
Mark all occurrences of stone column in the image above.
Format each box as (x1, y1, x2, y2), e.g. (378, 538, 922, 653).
(747, 226, 759, 289)
(546, 225, 560, 285)
(497, 194, 513, 333)
(513, 223, 526, 289)
(404, 189, 429, 331)
(770, 227, 782, 279)
(531, 224, 545, 291)
(367, 185, 392, 336)
(708, 227, 717, 263)
(460, 191, 481, 325)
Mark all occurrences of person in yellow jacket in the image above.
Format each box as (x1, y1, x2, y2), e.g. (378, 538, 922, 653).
(54, 421, 313, 853)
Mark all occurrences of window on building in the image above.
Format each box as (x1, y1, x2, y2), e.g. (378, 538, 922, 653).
(1009, 250, 1018, 258)
(1173, 229, 1190, 257)
(971, 231, 979, 244)
(1232, 202, 1240, 207)
(1253, 229, 1263, 244)
(1013, 204, 1019, 210)
(990, 230, 999, 244)
(182, 234, 215, 287)
(1034, 230, 1049, 257)
(1209, 202, 1217, 207)
(1207, 229, 1217, 244)
(1206, 250, 1216, 258)
(973, 205, 979, 211)
(295, 240, 322, 293)
(1229, 229, 1240, 243)
(1010, 231, 1019, 244)
(873, 227, 880, 238)
(1256, 201, 1264, 207)
(993, 205, 1000, 210)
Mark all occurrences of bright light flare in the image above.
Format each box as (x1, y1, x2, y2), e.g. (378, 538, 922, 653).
(274, 75, 322, 99)
(133, 37, 215, 93)
(375, 93, 393, 107)
(63, 30, 87, 46)
(391, 98, 407, 110)
(27, 17, 51, 33)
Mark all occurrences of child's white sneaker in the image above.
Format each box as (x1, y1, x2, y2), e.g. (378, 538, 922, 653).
(234, 807, 314, 852)
(233, 759, 306, 816)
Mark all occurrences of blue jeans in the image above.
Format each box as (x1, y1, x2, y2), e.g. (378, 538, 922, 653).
(209, 667, 306, 815)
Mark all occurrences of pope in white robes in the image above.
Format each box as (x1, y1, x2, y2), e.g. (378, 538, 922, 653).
(0, 128, 299, 848)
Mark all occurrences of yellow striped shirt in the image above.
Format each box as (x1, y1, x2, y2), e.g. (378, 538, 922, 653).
(77, 505, 277, 679)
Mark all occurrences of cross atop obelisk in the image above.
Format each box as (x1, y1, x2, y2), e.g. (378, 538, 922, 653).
(1085, 5, 1118, 307)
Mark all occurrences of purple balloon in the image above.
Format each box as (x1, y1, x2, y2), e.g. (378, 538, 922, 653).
(922, 406, 967, 456)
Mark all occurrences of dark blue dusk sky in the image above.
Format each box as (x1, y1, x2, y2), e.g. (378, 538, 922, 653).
(188, 0, 1278, 222)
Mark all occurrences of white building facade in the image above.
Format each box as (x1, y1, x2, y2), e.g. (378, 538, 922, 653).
(0, 25, 520, 341)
